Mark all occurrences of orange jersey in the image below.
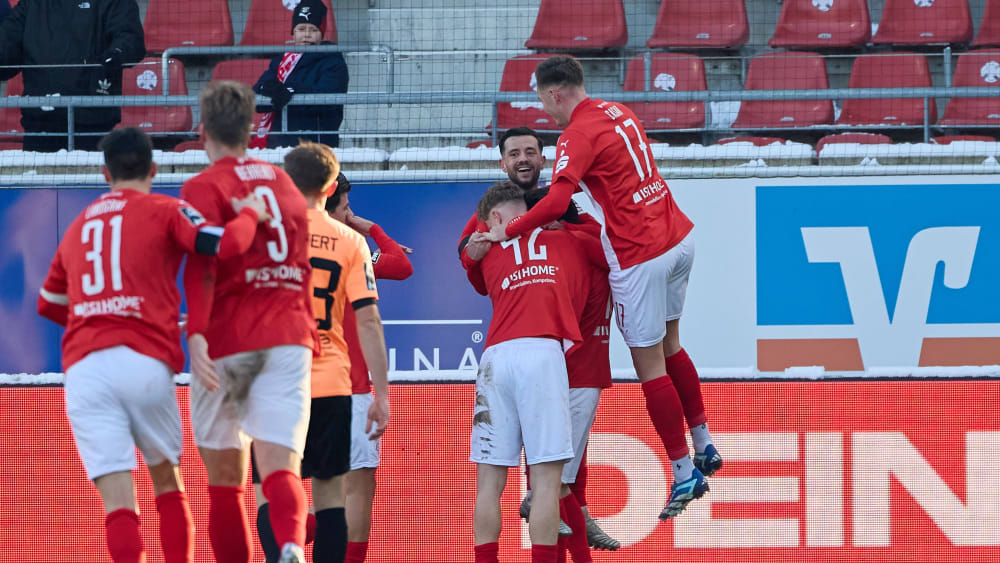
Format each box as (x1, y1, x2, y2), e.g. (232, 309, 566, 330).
(307, 208, 379, 397)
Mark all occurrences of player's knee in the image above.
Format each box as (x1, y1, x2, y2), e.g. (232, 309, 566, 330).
(146, 461, 182, 496)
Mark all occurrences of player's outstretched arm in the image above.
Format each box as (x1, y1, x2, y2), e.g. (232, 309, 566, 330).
(37, 252, 69, 327)
(355, 302, 390, 440)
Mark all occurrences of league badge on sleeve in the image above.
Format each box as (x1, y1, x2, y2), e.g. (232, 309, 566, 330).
(178, 205, 207, 227)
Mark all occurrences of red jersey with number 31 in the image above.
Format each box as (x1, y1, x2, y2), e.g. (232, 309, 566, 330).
(182, 156, 317, 359)
(553, 98, 693, 270)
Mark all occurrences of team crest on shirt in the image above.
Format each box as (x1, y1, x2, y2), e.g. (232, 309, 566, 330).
(179, 205, 206, 226)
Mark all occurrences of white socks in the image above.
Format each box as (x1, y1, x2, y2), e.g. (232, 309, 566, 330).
(691, 422, 714, 454)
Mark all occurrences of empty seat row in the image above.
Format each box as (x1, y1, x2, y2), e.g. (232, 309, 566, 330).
(143, 0, 336, 53)
(495, 51, 1000, 131)
(526, 0, 994, 51)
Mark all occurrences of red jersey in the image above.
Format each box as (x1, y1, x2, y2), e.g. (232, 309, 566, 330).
(564, 229, 613, 389)
(38, 189, 260, 372)
(346, 223, 414, 394)
(470, 227, 586, 349)
(182, 156, 317, 359)
(506, 98, 694, 270)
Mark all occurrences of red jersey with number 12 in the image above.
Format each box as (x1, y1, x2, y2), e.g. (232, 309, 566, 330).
(553, 98, 693, 270)
(182, 156, 317, 359)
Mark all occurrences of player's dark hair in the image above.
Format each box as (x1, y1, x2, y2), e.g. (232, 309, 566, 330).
(99, 127, 153, 182)
(326, 172, 352, 212)
(525, 187, 579, 224)
(477, 180, 526, 221)
(200, 80, 254, 148)
(535, 55, 584, 90)
(284, 141, 341, 195)
(498, 127, 543, 156)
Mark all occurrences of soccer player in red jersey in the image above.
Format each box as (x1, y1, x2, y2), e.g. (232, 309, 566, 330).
(485, 56, 722, 520)
(325, 172, 413, 563)
(181, 81, 318, 563)
(466, 181, 596, 563)
(37, 127, 269, 563)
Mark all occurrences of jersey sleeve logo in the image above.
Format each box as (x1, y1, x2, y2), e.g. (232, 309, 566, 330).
(554, 155, 570, 174)
(364, 261, 376, 290)
(371, 249, 381, 264)
(179, 205, 207, 227)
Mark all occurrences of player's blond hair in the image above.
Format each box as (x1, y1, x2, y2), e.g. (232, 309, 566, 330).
(477, 181, 525, 221)
(200, 80, 254, 148)
(284, 141, 341, 195)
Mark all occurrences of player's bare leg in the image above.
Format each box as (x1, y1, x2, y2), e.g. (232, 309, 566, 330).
(255, 440, 309, 563)
(94, 471, 143, 563)
(527, 461, 564, 562)
(148, 461, 193, 563)
(473, 463, 507, 563)
(664, 319, 722, 477)
(344, 468, 376, 562)
(200, 446, 252, 563)
(630, 343, 708, 519)
(309, 475, 347, 563)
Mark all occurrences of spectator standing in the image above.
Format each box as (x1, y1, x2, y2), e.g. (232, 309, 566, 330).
(0, 0, 144, 151)
(252, 0, 348, 148)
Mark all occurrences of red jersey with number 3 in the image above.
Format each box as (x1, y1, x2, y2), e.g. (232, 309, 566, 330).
(182, 156, 317, 359)
(553, 98, 693, 270)
(40, 190, 233, 372)
(473, 227, 585, 349)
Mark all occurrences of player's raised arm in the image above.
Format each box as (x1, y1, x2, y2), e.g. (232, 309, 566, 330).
(346, 209, 414, 280)
(37, 247, 69, 326)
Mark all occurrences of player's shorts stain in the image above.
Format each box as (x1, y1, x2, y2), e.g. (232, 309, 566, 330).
(221, 350, 267, 410)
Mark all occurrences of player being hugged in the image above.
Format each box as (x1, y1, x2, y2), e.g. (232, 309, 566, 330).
(484, 55, 723, 520)
(465, 181, 594, 563)
(37, 127, 270, 563)
(181, 81, 318, 563)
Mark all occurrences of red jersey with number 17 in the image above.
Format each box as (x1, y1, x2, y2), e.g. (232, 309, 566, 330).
(553, 98, 693, 270)
(182, 156, 317, 359)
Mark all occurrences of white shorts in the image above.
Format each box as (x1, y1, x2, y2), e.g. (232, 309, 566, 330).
(609, 231, 695, 348)
(191, 345, 312, 456)
(350, 392, 381, 470)
(65, 346, 182, 480)
(470, 338, 573, 467)
(562, 387, 601, 484)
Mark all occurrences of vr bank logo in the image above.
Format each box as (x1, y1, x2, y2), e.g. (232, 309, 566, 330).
(756, 184, 1000, 371)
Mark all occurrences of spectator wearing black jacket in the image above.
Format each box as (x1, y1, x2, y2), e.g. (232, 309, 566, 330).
(0, 0, 144, 151)
(252, 0, 348, 148)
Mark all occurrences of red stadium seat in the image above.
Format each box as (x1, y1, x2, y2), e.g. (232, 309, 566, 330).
(622, 54, 705, 130)
(120, 58, 192, 134)
(211, 59, 273, 136)
(0, 74, 23, 145)
(646, 0, 749, 49)
(716, 136, 790, 146)
(143, 0, 234, 53)
(769, 0, 871, 48)
(524, 0, 627, 50)
(836, 53, 936, 126)
(816, 132, 892, 152)
(940, 50, 1000, 126)
(732, 52, 834, 129)
(872, 0, 972, 46)
(240, 0, 337, 46)
(974, 0, 1000, 46)
(494, 55, 562, 131)
(931, 134, 997, 143)
(173, 140, 205, 152)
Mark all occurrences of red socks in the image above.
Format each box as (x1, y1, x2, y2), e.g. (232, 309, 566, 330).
(474, 542, 499, 563)
(306, 512, 317, 545)
(105, 509, 144, 563)
(571, 448, 588, 508)
(155, 491, 193, 563)
(207, 485, 250, 563)
(345, 541, 369, 563)
(532, 544, 559, 563)
(664, 348, 707, 427)
(560, 496, 593, 563)
(261, 469, 308, 549)
(641, 375, 689, 460)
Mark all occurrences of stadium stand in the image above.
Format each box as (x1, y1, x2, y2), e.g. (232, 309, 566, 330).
(768, 0, 871, 49)
(716, 136, 791, 146)
(939, 50, 1000, 126)
(143, 0, 234, 53)
(816, 131, 893, 152)
(731, 51, 834, 129)
(836, 53, 937, 126)
(523, 0, 627, 50)
(210, 58, 272, 88)
(0, 74, 22, 150)
(120, 58, 193, 135)
(872, 0, 973, 46)
(173, 140, 205, 152)
(646, 0, 749, 49)
(622, 54, 706, 130)
(974, 0, 1000, 46)
(932, 134, 998, 143)
(493, 55, 562, 132)
(240, 0, 338, 46)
